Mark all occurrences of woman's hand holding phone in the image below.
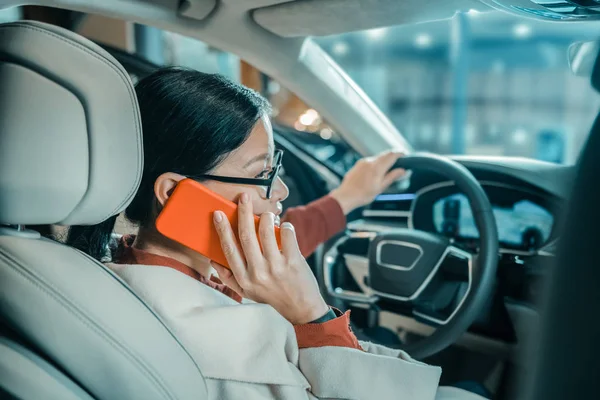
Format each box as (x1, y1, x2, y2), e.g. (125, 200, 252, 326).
(212, 192, 329, 325)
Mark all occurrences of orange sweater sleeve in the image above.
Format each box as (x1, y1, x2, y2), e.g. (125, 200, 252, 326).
(294, 309, 363, 350)
(282, 195, 347, 257)
(284, 197, 356, 349)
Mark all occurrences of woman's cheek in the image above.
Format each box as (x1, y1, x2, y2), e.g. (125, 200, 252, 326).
(203, 181, 232, 201)
(251, 197, 268, 215)
(208, 183, 246, 205)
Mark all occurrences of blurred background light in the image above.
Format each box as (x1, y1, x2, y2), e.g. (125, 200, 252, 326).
(365, 27, 388, 40)
(332, 41, 349, 56)
(414, 33, 433, 48)
(320, 128, 334, 140)
(513, 24, 532, 39)
(512, 128, 529, 145)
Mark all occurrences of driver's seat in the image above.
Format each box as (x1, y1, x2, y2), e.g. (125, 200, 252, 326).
(0, 21, 207, 399)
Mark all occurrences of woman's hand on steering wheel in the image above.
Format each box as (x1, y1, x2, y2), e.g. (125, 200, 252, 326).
(330, 150, 407, 214)
(212, 192, 329, 325)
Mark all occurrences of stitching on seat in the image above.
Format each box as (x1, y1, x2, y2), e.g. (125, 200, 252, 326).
(0, 248, 178, 400)
(0, 22, 143, 221)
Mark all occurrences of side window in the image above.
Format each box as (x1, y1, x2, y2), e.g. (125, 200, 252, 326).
(144, 28, 360, 175)
(161, 30, 240, 83)
(262, 77, 360, 175)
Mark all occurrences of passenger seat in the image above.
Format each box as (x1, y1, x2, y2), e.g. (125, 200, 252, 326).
(0, 21, 207, 399)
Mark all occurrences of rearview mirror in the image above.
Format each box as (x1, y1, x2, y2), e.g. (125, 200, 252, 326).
(569, 40, 600, 92)
(569, 41, 600, 77)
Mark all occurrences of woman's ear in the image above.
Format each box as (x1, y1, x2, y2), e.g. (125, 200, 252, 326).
(154, 172, 185, 206)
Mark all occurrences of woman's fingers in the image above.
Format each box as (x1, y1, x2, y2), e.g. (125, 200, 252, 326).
(211, 261, 244, 296)
(213, 210, 248, 281)
(382, 167, 407, 187)
(280, 222, 301, 258)
(258, 212, 280, 260)
(377, 150, 404, 174)
(237, 193, 263, 267)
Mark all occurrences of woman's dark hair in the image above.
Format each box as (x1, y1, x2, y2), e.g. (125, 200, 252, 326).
(67, 67, 271, 261)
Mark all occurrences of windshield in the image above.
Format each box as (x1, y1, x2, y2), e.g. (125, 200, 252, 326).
(310, 11, 600, 165)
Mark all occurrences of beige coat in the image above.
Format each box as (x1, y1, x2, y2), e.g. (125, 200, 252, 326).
(107, 263, 485, 400)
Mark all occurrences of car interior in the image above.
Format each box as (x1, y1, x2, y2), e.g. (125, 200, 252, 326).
(0, 1, 599, 400)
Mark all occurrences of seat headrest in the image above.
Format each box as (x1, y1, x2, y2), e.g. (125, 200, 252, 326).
(0, 21, 143, 226)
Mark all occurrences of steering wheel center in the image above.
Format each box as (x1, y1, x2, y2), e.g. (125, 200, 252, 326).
(368, 230, 450, 300)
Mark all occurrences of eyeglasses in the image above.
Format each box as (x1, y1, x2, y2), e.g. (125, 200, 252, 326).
(187, 150, 284, 199)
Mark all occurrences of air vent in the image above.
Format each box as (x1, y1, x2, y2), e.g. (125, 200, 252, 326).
(362, 193, 414, 218)
(482, 0, 600, 20)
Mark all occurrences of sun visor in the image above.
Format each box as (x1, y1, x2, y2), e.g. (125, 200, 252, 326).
(253, 0, 489, 37)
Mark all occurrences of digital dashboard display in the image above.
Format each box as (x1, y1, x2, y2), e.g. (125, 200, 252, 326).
(432, 194, 554, 248)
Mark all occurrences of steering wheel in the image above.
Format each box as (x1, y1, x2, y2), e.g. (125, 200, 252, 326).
(323, 153, 499, 359)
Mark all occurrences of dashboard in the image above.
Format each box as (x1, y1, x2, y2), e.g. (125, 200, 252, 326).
(433, 194, 553, 247)
(432, 195, 552, 248)
(416, 182, 556, 252)
(366, 181, 560, 254)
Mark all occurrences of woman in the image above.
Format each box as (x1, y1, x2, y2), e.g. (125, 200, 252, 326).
(68, 68, 484, 400)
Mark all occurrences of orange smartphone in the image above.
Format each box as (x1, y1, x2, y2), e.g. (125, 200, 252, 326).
(156, 178, 281, 269)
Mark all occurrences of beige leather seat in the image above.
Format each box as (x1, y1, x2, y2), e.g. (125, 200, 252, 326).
(0, 21, 207, 399)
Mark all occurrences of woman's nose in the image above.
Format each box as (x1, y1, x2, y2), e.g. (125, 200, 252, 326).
(272, 176, 289, 202)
